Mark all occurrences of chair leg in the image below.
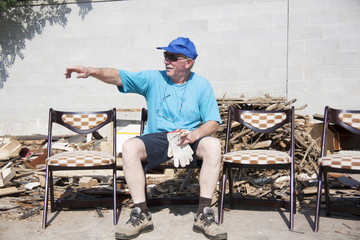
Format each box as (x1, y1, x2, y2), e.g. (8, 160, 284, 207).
(324, 170, 331, 217)
(145, 177, 149, 203)
(314, 167, 323, 232)
(228, 168, 234, 208)
(289, 167, 295, 230)
(113, 166, 117, 225)
(42, 166, 50, 229)
(49, 169, 55, 212)
(218, 166, 227, 224)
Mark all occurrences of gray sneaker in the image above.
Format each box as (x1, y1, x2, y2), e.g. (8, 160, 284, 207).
(193, 207, 228, 240)
(115, 207, 154, 240)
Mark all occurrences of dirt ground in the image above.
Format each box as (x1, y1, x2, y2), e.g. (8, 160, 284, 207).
(0, 203, 359, 240)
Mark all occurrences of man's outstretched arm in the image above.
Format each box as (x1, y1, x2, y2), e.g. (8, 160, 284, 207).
(65, 66, 122, 86)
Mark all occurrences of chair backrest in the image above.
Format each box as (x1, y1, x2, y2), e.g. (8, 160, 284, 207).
(320, 106, 360, 156)
(47, 108, 117, 157)
(324, 107, 360, 134)
(225, 106, 295, 155)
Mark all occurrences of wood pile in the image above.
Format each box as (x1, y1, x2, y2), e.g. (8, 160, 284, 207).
(0, 94, 358, 221)
(213, 94, 359, 207)
(216, 93, 320, 176)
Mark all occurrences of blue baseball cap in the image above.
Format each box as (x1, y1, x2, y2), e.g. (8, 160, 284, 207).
(157, 37, 198, 60)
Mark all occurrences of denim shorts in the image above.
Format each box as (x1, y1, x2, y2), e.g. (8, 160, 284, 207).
(136, 132, 206, 172)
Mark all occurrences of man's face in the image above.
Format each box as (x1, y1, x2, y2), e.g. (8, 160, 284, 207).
(163, 52, 190, 78)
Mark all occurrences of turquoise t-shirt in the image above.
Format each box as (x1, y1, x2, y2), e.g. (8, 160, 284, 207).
(117, 70, 221, 135)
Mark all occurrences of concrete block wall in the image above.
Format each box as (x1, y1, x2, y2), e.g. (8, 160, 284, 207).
(0, 0, 359, 136)
(288, 0, 360, 117)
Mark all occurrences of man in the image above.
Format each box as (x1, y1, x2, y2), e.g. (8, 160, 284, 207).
(65, 37, 227, 240)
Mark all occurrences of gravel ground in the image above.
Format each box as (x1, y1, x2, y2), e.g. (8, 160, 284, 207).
(0, 204, 359, 240)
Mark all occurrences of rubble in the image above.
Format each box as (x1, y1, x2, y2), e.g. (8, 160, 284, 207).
(213, 94, 359, 210)
(0, 94, 358, 222)
(0, 133, 128, 221)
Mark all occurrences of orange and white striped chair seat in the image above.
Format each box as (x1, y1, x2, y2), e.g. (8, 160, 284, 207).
(319, 151, 360, 170)
(339, 113, 360, 130)
(241, 112, 287, 130)
(223, 150, 291, 165)
(46, 151, 115, 167)
(62, 113, 108, 131)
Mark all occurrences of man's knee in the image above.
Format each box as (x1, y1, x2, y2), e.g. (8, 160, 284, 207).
(200, 137, 221, 150)
(197, 137, 221, 160)
(122, 138, 146, 163)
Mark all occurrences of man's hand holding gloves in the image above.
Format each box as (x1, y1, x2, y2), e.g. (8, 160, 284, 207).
(167, 129, 194, 167)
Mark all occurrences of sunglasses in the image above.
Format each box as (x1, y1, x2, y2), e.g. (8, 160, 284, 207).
(163, 52, 188, 61)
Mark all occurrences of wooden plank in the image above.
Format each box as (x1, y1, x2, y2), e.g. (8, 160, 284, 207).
(0, 187, 25, 197)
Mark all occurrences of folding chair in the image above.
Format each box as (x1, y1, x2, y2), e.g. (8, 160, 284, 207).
(42, 108, 117, 228)
(218, 106, 296, 230)
(313, 106, 360, 232)
(140, 108, 200, 206)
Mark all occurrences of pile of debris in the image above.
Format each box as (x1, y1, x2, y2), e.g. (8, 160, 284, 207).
(0, 134, 127, 221)
(213, 94, 359, 208)
(216, 94, 319, 174)
(0, 94, 358, 221)
(0, 137, 46, 220)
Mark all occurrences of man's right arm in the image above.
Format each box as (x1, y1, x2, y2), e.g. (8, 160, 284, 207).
(65, 66, 122, 86)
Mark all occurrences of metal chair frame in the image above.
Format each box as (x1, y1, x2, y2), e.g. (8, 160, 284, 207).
(313, 106, 360, 232)
(218, 106, 296, 230)
(42, 108, 117, 228)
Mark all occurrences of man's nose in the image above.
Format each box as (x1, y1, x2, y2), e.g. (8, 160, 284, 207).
(164, 55, 171, 62)
(164, 57, 171, 65)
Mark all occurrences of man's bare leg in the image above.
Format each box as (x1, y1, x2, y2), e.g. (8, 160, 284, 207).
(196, 136, 221, 199)
(121, 137, 147, 204)
(115, 137, 154, 240)
(192, 136, 227, 240)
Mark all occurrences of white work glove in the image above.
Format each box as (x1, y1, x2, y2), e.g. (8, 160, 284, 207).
(167, 130, 194, 168)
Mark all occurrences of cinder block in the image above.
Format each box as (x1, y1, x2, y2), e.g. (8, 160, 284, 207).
(193, 6, 223, 20)
(291, 0, 323, 13)
(306, 39, 340, 53)
(290, 27, 322, 40)
(238, 15, 272, 28)
(325, 0, 360, 11)
(256, 1, 287, 15)
(304, 66, 341, 80)
(341, 66, 360, 79)
(288, 53, 322, 66)
(177, 20, 208, 32)
(322, 52, 359, 65)
(323, 24, 360, 39)
(341, 38, 360, 51)
(306, 12, 339, 25)
(339, 10, 360, 24)
(208, 18, 238, 32)
(224, 3, 255, 17)
(287, 67, 304, 81)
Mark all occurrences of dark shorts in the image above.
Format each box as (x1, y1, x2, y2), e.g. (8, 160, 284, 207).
(136, 132, 206, 172)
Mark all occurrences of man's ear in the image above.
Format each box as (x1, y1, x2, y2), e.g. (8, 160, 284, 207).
(185, 58, 194, 69)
